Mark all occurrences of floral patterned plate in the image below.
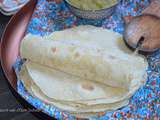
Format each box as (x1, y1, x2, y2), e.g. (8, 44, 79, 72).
(13, 0, 160, 119)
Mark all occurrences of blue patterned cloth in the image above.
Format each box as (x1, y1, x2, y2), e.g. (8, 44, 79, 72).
(15, 0, 160, 119)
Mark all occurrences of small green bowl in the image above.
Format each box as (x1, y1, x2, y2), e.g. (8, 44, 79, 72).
(64, 0, 119, 19)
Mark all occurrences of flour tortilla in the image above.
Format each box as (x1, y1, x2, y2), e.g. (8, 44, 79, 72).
(19, 25, 147, 115)
(19, 61, 129, 113)
(20, 26, 147, 89)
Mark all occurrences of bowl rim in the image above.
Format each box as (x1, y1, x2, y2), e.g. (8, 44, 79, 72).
(64, 0, 119, 12)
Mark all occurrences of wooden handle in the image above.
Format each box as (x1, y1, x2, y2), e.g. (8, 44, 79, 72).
(124, 0, 160, 24)
(143, 0, 160, 18)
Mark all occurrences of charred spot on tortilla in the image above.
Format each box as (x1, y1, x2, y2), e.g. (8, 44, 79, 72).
(81, 82, 94, 91)
(74, 52, 80, 58)
(51, 47, 57, 53)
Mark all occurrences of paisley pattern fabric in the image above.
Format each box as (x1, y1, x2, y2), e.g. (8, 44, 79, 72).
(14, 0, 160, 119)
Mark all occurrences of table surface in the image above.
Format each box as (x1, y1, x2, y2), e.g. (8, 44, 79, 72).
(0, 13, 39, 120)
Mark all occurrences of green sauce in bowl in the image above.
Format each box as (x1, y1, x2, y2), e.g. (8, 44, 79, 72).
(68, 0, 118, 10)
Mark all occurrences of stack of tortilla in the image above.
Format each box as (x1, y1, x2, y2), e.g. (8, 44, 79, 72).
(19, 25, 147, 118)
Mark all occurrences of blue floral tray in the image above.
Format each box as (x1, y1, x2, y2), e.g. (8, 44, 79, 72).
(14, 0, 160, 119)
